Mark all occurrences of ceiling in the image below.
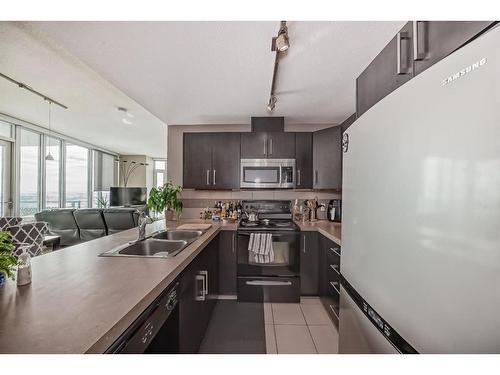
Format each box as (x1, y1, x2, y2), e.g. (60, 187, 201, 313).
(0, 22, 166, 157)
(0, 21, 405, 157)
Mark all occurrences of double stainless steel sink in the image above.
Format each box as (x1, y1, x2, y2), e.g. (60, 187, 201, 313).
(100, 229, 204, 258)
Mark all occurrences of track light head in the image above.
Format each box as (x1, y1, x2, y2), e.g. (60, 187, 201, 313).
(272, 21, 289, 52)
(267, 96, 277, 112)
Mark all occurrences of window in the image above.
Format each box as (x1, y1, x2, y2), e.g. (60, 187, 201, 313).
(12, 121, 118, 216)
(19, 129, 41, 216)
(92, 150, 117, 207)
(65, 143, 89, 208)
(45, 137, 61, 208)
(153, 159, 167, 188)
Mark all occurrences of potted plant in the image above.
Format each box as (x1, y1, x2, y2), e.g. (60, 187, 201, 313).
(147, 182, 183, 222)
(0, 231, 20, 286)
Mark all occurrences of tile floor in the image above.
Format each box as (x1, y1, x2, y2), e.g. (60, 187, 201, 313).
(264, 297, 339, 354)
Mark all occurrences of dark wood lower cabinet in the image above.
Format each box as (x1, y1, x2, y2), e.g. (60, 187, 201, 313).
(179, 236, 219, 353)
(299, 231, 341, 326)
(319, 234, 341, 327)
(300, 232, 319, 295)
(218, 231, 237, 295)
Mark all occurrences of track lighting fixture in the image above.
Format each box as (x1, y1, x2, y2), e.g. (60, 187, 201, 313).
(45, 101, 55, 161)
(268, 21, 289, 112)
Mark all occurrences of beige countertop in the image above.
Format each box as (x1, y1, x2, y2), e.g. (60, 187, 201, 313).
(0, 219, 236, 354)
(0, 218, 338, 354)
(295, 220, 342, 246)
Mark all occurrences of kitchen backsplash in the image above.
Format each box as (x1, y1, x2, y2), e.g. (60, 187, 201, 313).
(179, 190, 341, 219)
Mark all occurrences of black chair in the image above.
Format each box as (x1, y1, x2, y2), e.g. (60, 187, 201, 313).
(0, 217, 22, 231)
(73, 209, 107, 241)
(102, 208, 138, 235)
(34, 209, 80, 246)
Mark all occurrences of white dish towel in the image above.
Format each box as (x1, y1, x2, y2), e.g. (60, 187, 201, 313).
(248, 233, 275, 264)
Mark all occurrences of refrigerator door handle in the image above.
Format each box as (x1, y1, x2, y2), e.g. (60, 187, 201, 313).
(412, 21, 426, 61)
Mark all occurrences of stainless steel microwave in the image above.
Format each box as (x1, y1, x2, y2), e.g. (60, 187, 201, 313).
(240, 159, 295, 189)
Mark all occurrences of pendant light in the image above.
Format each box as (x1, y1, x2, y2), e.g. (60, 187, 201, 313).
(45, 101, 54, 161)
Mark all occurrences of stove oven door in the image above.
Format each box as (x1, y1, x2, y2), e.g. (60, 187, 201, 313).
(237, 231, 300, 277)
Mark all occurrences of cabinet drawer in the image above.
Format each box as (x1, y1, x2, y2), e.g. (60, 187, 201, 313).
(237, 276, 300, 303)
(327, 280, 340, 297)
(326, 245, 341, 265)
(327, 263, 340, 283)
(320, 295, 340, 326)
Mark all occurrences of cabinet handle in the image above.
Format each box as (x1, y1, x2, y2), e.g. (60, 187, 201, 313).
(314, 170, 318, 185)
(232, 232, 236, 253)
(263, 138, 267, 156)
(302, 235, 306, 253)
(396, 31, 410, 75)
(412, 21, 426, 61)
(200, 270, 209, 296)
(269, 138, 273, 155)
(246, 280, 292, 286)
(329, 304, 339, 319)
(329, 247, 341, 257)
(195, 274, 206, 301)
(297, 169, 301, 186)
(330, 264, 340, 275)
(206, 170, 210, 185)
(330, 281, 340, 294)
(213, 170, 216, 185)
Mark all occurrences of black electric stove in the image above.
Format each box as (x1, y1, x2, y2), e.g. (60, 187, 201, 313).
(236, 200, 300, 303)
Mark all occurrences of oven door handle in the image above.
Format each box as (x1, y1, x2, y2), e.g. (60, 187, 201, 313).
(246, 280, 292, 286)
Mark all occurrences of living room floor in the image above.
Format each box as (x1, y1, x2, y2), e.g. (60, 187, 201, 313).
(264, 297, 339, 354)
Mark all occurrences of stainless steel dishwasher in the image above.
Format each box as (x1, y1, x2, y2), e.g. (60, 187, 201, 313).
(106, 282, 180, 354)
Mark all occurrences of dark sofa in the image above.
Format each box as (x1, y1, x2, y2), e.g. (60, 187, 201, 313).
(34, 207, 145, 246)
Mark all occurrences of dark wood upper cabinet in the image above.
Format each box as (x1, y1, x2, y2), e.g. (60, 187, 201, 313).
(356, 22, 414, 118)
(183, 133, 213, 189)
(211, 133, 241, 189)
(267, 132, 295, 158)
(241, 131, 295, 159)
(356, 21, 495, 118)
(340, 114, 356, 133)
(413, 21, 495, 76)
(183, 132, 241, 189)
(313, 126, 342, 190)
(251, 117, 284, 132)
(241, 132, 268, 159)
(295, 133, 313, 189)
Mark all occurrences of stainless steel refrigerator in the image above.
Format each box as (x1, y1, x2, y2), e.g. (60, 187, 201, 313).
(339, 25, 500, 354)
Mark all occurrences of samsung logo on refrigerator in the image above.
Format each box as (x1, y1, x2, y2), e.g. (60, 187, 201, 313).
(442, 57, 487, 85)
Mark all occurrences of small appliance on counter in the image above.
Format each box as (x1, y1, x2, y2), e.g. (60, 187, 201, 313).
(327, 199, 341, 222)
(317, 204, 328, 220)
